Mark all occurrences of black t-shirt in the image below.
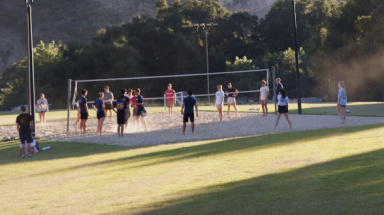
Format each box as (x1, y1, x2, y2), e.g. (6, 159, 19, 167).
(79, 97, 87, 113)
(113, 99, 127, 117)
(227, 87, 237, 97)
(16, 113, 33, 135)
(276, 83, 283, 97)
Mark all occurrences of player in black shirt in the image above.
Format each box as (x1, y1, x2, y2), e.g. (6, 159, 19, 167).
(225, 83, 239, 115)
(16, 105, 34, 158)
(113, 95, 128, 137)
(79, 89, 89, 134)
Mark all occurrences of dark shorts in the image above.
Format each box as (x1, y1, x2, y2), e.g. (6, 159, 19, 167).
(183, 113, 194, 123)
(117, 114, 125, 124)
(97, 111, 105, 119)
(20, 133, 33, 144)
(339, 105, 347, 107)
(81, 112, 88, 120)
(105, 103, 112, 110)
(136, 106, 147, 117)
(278, 105, 288, 114)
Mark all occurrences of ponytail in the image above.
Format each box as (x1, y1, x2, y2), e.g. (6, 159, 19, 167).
(279, 89, 287, 99)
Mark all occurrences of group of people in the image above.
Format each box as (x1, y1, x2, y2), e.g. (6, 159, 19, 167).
(75, 86, 147, 137)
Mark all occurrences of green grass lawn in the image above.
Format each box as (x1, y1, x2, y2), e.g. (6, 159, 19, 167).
(1, 124, 384, 214)
(1, 102, 383, 126)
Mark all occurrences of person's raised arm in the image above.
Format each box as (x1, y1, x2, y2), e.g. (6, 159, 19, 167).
(181, 102, 185, 115)
(195, 103, 198, 117)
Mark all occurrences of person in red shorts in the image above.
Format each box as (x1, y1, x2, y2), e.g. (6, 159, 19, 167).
(164, 83, 176, 116)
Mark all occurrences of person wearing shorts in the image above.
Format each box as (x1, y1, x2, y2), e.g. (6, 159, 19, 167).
(225, 83, 238, 115)
(130, 90, 138, 128)
(181, 90, 198, 135)
(16, 105, 34, 158)
(274, 89, 292, 129)
(93, 92, 105, 136)
(103, 86, 114, 120)
(135, 88, 147, 131)
(36, 93, 49, 125)
(164, 83, 176, 116)
(336, 81, 347, 124)
(121, 89, 131, 128)
(259, 80, 269, 116)
(75, 99, 81, 131)
(113, 95, 128, 137)
(79, 89, 89, 134)
(215, 85, 225, 121)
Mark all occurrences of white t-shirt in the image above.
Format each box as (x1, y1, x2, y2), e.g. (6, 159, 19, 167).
(76, 101, 80, 113)
(215, 91, 225, 105)
(36, 99, 48, 110)
(277, 95, 289, 106)
(260, 86, 269, 100)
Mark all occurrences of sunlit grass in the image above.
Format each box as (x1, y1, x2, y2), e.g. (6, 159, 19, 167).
(1, 124, 384, 214)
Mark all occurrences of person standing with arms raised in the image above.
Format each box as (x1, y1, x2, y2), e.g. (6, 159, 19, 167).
(225, 83, 239, 115)
(103, 86, 114, 120)
(181, 90, 198, 135)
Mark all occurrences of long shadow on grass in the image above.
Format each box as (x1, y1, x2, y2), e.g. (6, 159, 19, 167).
(107, 148, 384, 215)
(303, 103, 384, 117)
(21, 124, 384, 179)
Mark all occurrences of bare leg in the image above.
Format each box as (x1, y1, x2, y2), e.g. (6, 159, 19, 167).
(191, 122, 195, 134)
(274, 113, 282, 129)
(141, 117, 147, 131)
(182, 122, 186, 135)
(218, 107, 223, 121)
(117, 124, 120, 136)
(341, 107, 346, 124)
(336, 105, 343, 123)
(27, 143, 32, 156)
(227, 103, 231, 115)
(21, 144, 25, 156)
(120, 124, 124, 137)
(100, 117, 105, 135)
(42, 112, 46, 124)
(283, 113, 292, 128)
(265, 101, 268, 115)
(39, 113, 43, 123)
(261, 101, 266, 116)
(125, 117, 129, 129)
(233, 103, 238, 114)
(75, 115, 80, 131)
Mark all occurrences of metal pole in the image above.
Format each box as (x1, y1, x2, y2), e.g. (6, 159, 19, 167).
(67, 79, 71, 133)
(27, 1, 36, 136)
(273, 67, 276, 115)
(206, 31, 210, 103)
(292, 0, 302, 114)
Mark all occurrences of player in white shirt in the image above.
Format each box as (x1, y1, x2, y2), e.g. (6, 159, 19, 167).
(259, 80, 269, 116)
(214, 84, 225, 121)
(274, 89, 292, 129)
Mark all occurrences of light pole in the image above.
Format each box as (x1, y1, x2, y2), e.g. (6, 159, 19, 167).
(193, 22, 218, 104)
(292, 0, 302, 114)
(26, 0, 36, 135)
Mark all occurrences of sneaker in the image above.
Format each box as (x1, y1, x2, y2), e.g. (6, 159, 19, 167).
(28, 154, 32, 158)
(21, 155, 25, 158)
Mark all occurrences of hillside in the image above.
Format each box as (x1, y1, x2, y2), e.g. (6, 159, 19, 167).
(0, 0, 277, 71)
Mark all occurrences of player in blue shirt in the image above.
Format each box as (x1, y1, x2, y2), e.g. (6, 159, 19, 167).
(92, 92, 105, 136)
(135, 88, 147, 131)
(113, 95, 128, 137)
(181, 90, 198, 135)
(336, 81, 347, 124)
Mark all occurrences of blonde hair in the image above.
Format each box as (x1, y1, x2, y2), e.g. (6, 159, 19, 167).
(261, 80, 266, 86)
(338, 81, 345, 88)
(99, 92, 104, 98)
(217, 84, 222, 89)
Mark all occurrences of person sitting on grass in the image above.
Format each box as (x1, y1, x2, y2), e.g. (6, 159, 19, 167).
(274, 89, 292, 129)
(181, 90, 198, 135)
(92, 92, 105, 136)
(16, 105, 34, 158)
(113, 95, 128, 137)
(336, 81, 347, 124)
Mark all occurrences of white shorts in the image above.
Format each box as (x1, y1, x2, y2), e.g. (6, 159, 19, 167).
(215, 103, 223, 108)
(227, 97, 236, 104)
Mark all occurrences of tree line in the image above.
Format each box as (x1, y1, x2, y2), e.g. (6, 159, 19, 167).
(0, 0, 383, 109)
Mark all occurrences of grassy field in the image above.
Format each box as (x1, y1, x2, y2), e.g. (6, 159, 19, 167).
(1, 124, 384, 214)
(1, 102, 383, 126)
